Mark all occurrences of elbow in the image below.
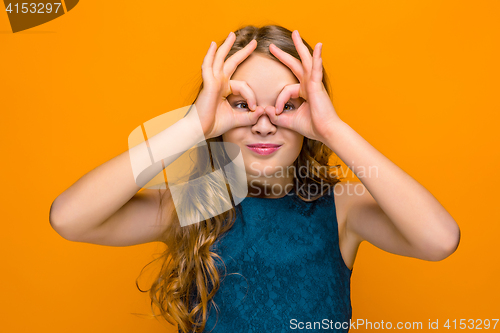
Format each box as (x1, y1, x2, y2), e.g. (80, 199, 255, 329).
(49, 199, 63, 235)
(426, 222, 461, 262)
(49, 198, 79, 242)
(50, 217, 80, 242)
(49, 211, 72, 241)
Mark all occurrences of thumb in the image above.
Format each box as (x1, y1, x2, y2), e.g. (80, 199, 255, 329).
(233, 106, 266, 128)
(264, 105, 295, 130)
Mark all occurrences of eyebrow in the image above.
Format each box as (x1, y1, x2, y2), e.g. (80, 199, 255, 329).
(227, 94, 301, 102)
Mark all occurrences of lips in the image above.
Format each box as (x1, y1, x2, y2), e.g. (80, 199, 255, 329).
(246, 143, 282, 148)
(246, 143, 283, 155)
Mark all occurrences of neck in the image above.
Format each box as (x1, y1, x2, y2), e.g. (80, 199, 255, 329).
(245, 173, 295, 198)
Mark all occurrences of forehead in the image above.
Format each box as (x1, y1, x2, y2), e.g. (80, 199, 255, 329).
(230, 53, 299, 93)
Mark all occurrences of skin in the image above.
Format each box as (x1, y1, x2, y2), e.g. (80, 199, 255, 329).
(49, 30, 460, 272)
(222, 53, 304, 199)
(223, 30, 460, 269)
(220, 51, 362, 269)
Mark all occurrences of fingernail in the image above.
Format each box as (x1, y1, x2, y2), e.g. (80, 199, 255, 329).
(227, 31, 233, 39)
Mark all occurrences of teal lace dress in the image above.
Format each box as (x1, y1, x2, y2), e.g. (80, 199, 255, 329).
(180, 188, 353, 332)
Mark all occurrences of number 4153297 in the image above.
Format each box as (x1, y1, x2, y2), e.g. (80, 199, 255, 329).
(6, 3, 62, 14)
(444, 319, 499, 329)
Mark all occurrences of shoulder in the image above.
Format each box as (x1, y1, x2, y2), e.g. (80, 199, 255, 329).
(331, 180, 373, 214)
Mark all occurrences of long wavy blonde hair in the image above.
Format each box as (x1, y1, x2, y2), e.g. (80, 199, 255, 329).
(136, 24, 343, 333)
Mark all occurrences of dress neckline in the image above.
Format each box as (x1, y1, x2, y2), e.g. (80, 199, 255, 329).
(243, 187, 295, 200)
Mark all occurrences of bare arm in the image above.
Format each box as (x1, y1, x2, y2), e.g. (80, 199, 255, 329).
(50, 35, 263, 246)
(49, 149, 158, 242)
(324, 121, 460, 262)
(49, 106, 205, 245)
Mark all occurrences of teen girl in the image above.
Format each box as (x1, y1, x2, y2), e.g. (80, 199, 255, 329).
(49, 25, 460, 333)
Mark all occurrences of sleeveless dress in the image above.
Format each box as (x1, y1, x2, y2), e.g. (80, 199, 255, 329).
(179, 188, 353, 332)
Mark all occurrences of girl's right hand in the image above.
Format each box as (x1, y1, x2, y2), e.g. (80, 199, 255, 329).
(195, 32, 265, 139)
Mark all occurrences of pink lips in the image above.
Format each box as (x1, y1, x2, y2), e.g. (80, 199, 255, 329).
(246, 143, 282, 155)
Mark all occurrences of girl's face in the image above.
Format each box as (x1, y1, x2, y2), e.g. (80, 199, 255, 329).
(222, 53, 304, 180)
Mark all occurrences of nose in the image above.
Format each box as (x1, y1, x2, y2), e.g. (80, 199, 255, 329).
(252, 105, 277, 136)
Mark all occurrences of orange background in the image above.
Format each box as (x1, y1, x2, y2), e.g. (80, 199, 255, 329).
(1, 0, 499, 332)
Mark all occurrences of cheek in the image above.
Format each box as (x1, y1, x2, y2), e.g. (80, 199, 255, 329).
(289, 134, 304, 152)
(222, 129, 246, 160)
(290, 136, 304, 161)
(221, 131, 234, 144)
(280, 135, 303, 165)
(222, 128, 244, 143)
(297, 136, 305, 149)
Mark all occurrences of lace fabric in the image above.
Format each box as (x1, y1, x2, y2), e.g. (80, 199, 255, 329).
(180, 189, 352, 332)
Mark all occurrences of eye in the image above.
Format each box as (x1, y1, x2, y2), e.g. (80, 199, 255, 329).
(283, 102, 295, 111)
(233, 101, 250, 110)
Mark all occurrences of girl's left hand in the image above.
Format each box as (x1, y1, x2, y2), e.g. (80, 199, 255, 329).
(266, 30, 342, 143)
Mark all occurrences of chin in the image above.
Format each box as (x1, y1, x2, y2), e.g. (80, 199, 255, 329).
(245, 158, 290, 179)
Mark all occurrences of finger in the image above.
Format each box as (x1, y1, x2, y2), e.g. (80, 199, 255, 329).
(213, 32, 236, 74)
(223, 39, 258, 79)
(201, 41, 217, 84)
(233, 106, 266, 128)
(264, 106, 295, 130)
(292, 30, 313, 74)
(311, 43, 324, 83)
(268, 43, 304, 81)
(229, 80, 258, 111)
(275, 84, 301, 115)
